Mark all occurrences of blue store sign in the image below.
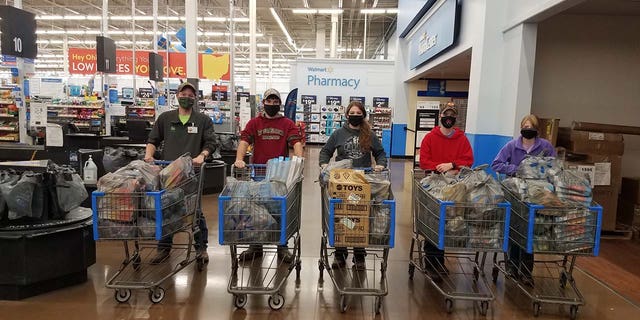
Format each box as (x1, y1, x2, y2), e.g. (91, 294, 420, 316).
(409, 0, 461, 69)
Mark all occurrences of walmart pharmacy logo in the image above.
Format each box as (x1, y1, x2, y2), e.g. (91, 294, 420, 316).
(307, 66, 334, 73)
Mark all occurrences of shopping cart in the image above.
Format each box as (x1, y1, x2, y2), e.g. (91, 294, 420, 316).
(495, 184, 602, 319)
(318, 168, 396, 315)
(409, 169, 511, 316)
(218, 164, 303, 310)
(91, 161, 210, 304)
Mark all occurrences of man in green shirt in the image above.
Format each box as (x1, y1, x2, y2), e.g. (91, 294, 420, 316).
(145, 81, 216, 264)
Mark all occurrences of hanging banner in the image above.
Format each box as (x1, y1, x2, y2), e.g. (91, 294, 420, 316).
(67, 48, 230, 80)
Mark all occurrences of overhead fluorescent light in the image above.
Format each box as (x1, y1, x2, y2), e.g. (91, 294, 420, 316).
(373, 0, 379, 8)
(339, 0, 343, 9)
(386, 9, 399, 14)
(318, 9, 343, 14)
(303, 0, 310, 8)
(168, 8, 179, 15)
(292, 9, 317, 14)
(36, 15, 63, 20)
(135, 9, 146, 15)
(66, 8, 80, 15)
(270, 8, 295, 47)
(361, 9, 386, 14)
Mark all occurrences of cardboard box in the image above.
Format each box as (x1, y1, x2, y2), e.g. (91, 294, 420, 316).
(333, 215, 369, 247)
(565, 154, 622, 188)
(329, 169, 371, 216)
(617, 198, 640, 227)
(558, 128, 624, 155)
(539, 118, 560, 146)
(593, 185, 620, 231)
(621, 177, 640, 205)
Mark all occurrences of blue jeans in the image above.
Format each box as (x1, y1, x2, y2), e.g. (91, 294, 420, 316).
(158, 210, 208, 251)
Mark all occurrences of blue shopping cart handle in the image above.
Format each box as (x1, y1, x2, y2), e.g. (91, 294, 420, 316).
(154, 160, 173, 165)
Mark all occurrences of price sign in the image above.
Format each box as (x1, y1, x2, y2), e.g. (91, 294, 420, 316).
(0, 6, 37, 59)
(350, 96, 365, 104)
(373, 97, 389, 108)
(326, 96, 342, 106)
(301, 95, 317, 106)
(138, 87, 154, 98)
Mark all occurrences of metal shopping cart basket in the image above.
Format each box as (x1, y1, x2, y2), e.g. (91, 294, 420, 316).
(409, 169, 511, 316)
(495, 184, 602, 319)
(318, 168, 396, 315)
(91, 161, 210, 304)
(218, 164, 303, 310)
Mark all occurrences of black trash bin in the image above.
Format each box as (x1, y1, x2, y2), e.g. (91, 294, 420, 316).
(202, 160, 226, 195)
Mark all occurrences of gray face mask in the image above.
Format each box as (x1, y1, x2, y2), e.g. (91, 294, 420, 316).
(178, 97, 195, 109)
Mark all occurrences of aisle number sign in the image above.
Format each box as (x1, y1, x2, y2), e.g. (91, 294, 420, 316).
(0, 6, 38, 59)
(67, 48, 230, 80)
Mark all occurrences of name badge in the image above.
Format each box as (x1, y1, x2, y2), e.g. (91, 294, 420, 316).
(187, 126, 198, 134)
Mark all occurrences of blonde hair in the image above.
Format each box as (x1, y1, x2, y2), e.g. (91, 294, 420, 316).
(520, 114, 539, 130)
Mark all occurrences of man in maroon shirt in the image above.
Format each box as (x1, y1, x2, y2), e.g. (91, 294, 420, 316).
(234, 88, 303, 263)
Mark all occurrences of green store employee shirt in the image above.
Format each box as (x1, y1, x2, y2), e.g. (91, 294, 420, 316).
(147, 109, 217, 161)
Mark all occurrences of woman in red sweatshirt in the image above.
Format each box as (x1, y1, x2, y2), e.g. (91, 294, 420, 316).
(419, 103, 474, 281)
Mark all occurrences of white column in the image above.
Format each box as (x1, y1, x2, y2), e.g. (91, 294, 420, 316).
(363, 13, 368, 59)
(153, 0, 158, 52)
(268, 37, 273, 88)
(63, 35, 69, 74)
(131, 0, 136, 92)
(501, 23, 539, 136)
(316, 21, 326, 59)
(249, 0, 257, 94)
(229, 0, 236, 123)
(102, 0, 109, 35)
(330, 13, 338, 58)
(186, 0, 198, 79)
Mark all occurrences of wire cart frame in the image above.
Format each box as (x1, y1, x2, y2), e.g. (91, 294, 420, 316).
(91, 161, 210, 304)
(218, 164, 303, 311)
(409, 169, 511, 316)
(494, 184, 602, 319)
(318, 169, 396, 315)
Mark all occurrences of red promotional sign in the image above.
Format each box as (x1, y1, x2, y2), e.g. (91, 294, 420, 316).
(68, 48, 230, 80)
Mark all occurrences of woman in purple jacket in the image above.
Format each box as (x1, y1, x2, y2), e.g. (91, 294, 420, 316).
(491, 114, 556, 285)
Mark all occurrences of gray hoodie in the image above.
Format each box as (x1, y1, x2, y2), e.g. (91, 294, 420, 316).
(319, 126, 387, 168)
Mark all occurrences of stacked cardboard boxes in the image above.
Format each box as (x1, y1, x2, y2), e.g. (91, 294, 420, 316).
(558, 127, 624, 231)
(328, 169, 371, 246)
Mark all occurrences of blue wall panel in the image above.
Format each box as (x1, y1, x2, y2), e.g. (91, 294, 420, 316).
(391, 123, 408, 157)
(466, 133, 513, 174)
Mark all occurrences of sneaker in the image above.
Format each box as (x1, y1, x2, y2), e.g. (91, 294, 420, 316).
(151, 248, 171, 265)
(277, 248, 295, 264)
(238, 248, 264, 262)
(331, 257, 347, 269)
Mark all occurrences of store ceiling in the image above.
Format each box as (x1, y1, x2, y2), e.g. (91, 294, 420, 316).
(564, 0, 640, 15)
(15, 0, 398, 78)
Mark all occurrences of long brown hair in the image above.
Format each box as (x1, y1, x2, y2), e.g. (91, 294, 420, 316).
(346, 101, 372, 152)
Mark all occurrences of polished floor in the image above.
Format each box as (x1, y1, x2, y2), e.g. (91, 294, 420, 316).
(2, 147, 640, 319)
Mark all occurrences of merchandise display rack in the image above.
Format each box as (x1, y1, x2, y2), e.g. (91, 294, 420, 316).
(47, 98, 106, 134)
(368, 106, 392, 140)
(0, 87, 19, 142)
(126, 97, 156, 125)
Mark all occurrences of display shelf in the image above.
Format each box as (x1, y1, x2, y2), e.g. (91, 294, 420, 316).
(47, 104, 103, 109)
(0, 88, 20, 144)
(0, 99, 14, 104)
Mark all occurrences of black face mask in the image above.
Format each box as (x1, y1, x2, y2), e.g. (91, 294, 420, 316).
(521, 128, 538, 139)
(264, 104, 280, 117)
(441, 116, 456, 129)
(348, 115, 364, 127)
(178, 97, 195, 109)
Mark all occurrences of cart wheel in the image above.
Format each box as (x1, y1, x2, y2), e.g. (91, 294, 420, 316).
(340, 295, 348, 313)
(408, 263, 415, 280)
(375, 296, 383, 314)
(569, 305, 578, 320)
(533, 302, 541, 317)
(473, 266, 480, 281)
(132, 256, 141, 271)
(233, 294, 248, 309)
(560, 271, 568, 288)
(149, 287, 165, 304)
(445, 299, 453, 313)
(492, 266, 499, 283)
(480, 301, 489, 316)
(114, 289, 131, 303)
(268, 293, 285, 311)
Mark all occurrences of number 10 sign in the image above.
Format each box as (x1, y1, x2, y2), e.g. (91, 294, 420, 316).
(0, 6, 38, 59)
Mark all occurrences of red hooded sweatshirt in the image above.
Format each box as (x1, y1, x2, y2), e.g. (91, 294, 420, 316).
(419, 126, 474, 171)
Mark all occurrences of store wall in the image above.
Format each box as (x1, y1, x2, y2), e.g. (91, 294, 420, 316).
(531, 13, 640, 177)
(290, 58, 395, 108)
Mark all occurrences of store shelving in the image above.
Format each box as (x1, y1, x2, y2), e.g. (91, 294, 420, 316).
(0, 88, 19, 142)
(46, 98, 106, 134)
(369, 107, 392, 140)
